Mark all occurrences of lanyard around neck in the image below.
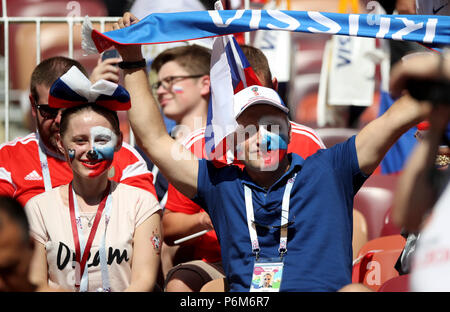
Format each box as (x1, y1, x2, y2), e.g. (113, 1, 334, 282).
(69, 181, 112, 292)
(37, 139, 52, 191)
(244, 173, 297, 260)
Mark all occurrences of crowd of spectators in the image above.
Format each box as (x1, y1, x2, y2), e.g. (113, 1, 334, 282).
(0, 0, 449, 293)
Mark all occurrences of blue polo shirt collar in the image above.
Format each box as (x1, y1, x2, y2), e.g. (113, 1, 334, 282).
(240, 153, 305, 191)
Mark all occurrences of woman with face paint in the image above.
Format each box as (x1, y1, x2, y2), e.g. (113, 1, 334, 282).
(25, 66, 162, 292)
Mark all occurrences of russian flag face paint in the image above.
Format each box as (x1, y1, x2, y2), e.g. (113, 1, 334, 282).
(90, 126, 117, 160)
(256, 115, 289, 169)
(68, 148, 76, 161)
(259, 126, 288, 169)
(260, 126, 288, 151)
(172, 85, 184, 94)
(235, 113, 290, 172)
(80, 126, 117, 177)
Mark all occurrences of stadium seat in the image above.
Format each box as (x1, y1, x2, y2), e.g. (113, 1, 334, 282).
(353, 249, 405, 291)
(355, 234, 405, 260)
(380, 207, 402, 237)
(353, 209, 369, 260)
(354, 174, 398, 240)
(352, 235, 406, 291)
(354, 187, 393, 241)
(362, 173, 398, 192)
(378, 274, 410, 292)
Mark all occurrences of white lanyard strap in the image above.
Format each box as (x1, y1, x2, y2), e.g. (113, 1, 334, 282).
(244, 173, 297, 259)
(244, 186, 260, 258)
(38, 141, 52, 191)
(279, 174, 296, 255)
(72, 184, 112, 292)
(71, 187, 88, 291)
(99, 192, 113, 292)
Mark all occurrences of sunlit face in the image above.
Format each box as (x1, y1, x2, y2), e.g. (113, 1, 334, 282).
(155, 61, 208, 123)
(59, 110, 121, 178)
(235, 105, 290, 172)
(0, 212, 32, 292)
(31, 84, 64, 154)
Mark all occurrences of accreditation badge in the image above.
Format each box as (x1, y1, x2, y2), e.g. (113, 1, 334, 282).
(249, 258, 284, 292)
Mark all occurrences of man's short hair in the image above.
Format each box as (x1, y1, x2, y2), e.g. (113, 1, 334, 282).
(240, 44, 272, 88)
(30, 56, 88, 103)
(151, 45, 211, 76)
(0, 196, 29, 243)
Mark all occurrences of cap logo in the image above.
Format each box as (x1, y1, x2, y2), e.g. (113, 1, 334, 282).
(251, 86, 259, 96)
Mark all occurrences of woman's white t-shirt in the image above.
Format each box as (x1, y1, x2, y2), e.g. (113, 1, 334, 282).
(25, 181, 161, 292)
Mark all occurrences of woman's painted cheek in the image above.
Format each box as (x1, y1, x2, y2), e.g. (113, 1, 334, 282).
(172, 85, 184, 94)
(90, 126, 117, 161)
(84, 126, 117, 177)
(68, 148, 76, 161)
(92, 146, 115, 161)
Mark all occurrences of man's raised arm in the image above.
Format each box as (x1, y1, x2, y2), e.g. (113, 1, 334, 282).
(355, 53, 446, 176)
(355, 94, 430, 175)
(113, 13, 199, 198)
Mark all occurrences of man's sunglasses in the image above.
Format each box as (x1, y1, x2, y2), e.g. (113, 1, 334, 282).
(35, 104, 62, 119)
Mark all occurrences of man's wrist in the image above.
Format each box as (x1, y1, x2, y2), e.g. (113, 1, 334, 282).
(118, 59, 146, 70)
(120, 54, 144, 62)
(116, 46, 143, 63)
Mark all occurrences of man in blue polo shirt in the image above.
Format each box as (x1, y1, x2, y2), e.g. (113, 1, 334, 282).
(192, 86, 366, 291)
(115, 12, 430, 292)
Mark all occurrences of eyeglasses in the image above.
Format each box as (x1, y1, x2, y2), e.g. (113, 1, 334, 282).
(151, 74, 204, 91)
(35, 104, 62, 119)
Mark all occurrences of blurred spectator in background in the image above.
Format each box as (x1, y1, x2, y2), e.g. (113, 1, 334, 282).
(390, 52, 450, 291)
(394, 120, 449, 275)
(0, 195, 56, 292)
(371, 0, 448, 175)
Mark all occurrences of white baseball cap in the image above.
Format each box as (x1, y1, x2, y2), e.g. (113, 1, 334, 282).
(233, 85, 289, 119)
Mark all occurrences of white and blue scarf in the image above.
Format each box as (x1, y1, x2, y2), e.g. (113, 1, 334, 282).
(82, 9, 450, 54)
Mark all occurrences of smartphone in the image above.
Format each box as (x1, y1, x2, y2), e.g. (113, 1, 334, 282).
(101, 49, 120, 66)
